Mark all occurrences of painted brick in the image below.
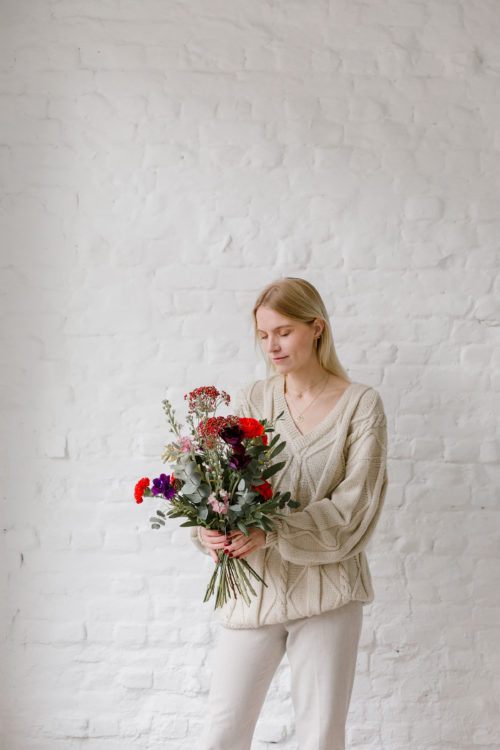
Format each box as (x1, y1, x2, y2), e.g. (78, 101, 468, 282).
(1, 1, 498, 748)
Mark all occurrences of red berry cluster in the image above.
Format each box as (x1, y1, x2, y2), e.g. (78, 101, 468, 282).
(184, 386, 230, 414)
(198, 415, 240, 448)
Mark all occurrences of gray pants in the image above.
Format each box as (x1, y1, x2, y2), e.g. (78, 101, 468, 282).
(199, 600, 363, 750)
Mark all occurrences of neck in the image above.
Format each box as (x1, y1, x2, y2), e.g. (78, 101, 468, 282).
(284, 363, 328, 394)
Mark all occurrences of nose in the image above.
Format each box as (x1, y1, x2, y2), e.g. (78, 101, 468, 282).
(267, 335, 280, 352)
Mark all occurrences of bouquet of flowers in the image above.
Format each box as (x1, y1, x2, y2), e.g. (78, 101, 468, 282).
(134, 386, 299, 609)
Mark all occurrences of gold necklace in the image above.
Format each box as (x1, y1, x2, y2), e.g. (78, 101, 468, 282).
(285, 372, 328, 399)
(285, 374, 330, 423)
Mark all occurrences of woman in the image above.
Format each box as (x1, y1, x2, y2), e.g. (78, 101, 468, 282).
(191, 277, 388, 750)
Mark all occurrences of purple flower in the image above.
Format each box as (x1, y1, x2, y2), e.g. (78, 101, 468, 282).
(228, 445, 252, 471)
(151, 473, 176, 499)
(220, 424, 244, 446)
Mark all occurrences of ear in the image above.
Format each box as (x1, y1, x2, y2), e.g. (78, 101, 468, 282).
(313, 318, 325, 338)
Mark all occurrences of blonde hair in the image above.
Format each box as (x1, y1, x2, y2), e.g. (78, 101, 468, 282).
(252, 277, 350, 381)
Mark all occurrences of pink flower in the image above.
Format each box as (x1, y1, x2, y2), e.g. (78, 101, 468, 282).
(177, 436, 194, 453)
(208, 491, 229, 515)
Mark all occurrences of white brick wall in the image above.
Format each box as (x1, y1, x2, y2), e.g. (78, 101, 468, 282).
(1, 1, 499, 748)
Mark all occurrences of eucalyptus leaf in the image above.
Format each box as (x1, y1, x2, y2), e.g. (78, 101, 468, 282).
(241, 491, 257, 505)
(180, 483, 197, 495)
(268, 441, 286, 459)
(267, 434, 280, 449)
(149, 516, 165, 525)
(261, 460, 285, 479)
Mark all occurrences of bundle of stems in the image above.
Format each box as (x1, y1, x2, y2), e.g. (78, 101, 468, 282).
(203, 547, 267, 608)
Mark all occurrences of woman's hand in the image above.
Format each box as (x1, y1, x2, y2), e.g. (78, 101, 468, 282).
(199, 528, 229, 562)
(199, 527, 267, 561)
(224, 527, 267, 559)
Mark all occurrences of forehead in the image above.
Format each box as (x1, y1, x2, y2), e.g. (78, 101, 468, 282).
(255, 306, 296, 331)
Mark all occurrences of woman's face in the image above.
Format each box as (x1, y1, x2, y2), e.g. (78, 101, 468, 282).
(255, 306, 322, 373)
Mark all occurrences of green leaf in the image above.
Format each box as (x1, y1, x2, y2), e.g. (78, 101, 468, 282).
(182, 492, 203, 504)
(267, 441, 286, 459)
(267, 434, 280, 449)
(180, 483, 197, 495)
(261, 460, 285, 479)
(149, 516, 165, 525)
(151, 523, 161, 529)
(156, 510, 166, 518)
(237, 478, 246, 492)
(237, 521, 249, 535)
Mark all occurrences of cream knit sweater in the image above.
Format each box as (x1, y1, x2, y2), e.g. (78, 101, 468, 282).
(190, 373, 388, 629)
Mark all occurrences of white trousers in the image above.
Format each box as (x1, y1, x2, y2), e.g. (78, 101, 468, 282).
(199, 600, 363, 750)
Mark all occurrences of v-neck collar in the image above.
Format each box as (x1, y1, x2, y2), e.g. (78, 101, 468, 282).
(274, 373, 357, 446)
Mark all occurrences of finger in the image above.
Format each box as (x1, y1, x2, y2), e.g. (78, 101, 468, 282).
(232, 543, 255, 559)
(230, 538, 255, 556)
(206, 539, 227, 550)
(202, 534, 227, 546)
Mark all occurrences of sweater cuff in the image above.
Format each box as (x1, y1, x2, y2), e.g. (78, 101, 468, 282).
(190, 525, 211, 557)
(197, 526, 206, 546)
(263, 530, 278, 548)
(263, 518, 283, 548)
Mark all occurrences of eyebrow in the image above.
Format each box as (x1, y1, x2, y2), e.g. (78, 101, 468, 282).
(256, 325, 293, 333)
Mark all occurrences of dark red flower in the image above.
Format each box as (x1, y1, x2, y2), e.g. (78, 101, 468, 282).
(198, 415, 240, 448)
(228, 443, 252, 470)
(220, 424, 245, 446)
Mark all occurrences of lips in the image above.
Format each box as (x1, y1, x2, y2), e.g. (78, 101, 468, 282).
(272, 356, 287, 361)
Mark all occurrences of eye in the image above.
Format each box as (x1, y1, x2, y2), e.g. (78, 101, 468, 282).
(280, 333, 289, 337)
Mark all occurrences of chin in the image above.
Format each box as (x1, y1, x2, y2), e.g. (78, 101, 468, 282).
(272, 359, 292, 371)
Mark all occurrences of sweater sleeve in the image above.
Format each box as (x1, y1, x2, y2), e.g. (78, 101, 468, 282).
(189, 385, 249, 556)
(263, 393, 388, 566)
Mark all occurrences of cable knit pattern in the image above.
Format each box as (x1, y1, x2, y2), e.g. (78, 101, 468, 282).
(190, 374, 388, 629)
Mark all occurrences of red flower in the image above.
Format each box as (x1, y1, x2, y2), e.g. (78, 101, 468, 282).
(134, 477, 150, 504)
(251, 479, 273, 500)
(239, 418, 268, 446)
